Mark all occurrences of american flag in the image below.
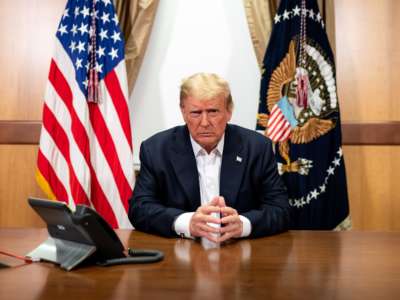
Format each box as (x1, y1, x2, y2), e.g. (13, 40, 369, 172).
(267, 96, 297, 143)
(36, 0, 134, 228)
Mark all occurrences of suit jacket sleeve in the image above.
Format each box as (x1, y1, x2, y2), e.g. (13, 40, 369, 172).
(241, 139, 290, 238)
(128, 141, 185, 237)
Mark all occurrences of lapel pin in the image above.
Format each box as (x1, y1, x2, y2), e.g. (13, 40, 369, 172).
(236, 156, 242, 163)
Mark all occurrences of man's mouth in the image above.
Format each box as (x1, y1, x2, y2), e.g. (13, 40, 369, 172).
(198, 133, 214, 137)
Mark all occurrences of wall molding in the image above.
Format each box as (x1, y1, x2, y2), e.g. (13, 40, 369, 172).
(0, 120, 41, 144)
(1, 120, 400, 145)
(342, 122, 400, 145)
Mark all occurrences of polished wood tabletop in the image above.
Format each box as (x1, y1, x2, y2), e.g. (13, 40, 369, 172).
(1, 229, 400, 300)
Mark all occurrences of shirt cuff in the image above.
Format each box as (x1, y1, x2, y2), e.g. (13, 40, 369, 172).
(174, 212, 195, 238)
(239, 215, 252, 238)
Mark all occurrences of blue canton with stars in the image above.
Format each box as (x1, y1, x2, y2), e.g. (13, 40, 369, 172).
(56, 0, 124, 97)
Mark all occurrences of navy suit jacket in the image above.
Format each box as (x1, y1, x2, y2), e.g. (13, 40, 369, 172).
(129, 124, 290, 238)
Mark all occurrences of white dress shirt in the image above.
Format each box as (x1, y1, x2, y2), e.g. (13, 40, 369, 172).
(174, 135, 251, 239)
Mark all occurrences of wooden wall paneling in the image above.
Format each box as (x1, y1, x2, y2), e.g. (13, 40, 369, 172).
(343, 146, 400, 231)
(3, 144, 400, 230)
(335, 0, 400, 230)
(0, 0, 66, 120)
(0, 145, 45, 227)
(335, 0, 400, 122)
(389, 1, 400, 120)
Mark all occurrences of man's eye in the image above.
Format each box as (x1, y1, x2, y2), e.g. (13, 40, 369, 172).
(208, 110, 219, 117)
(190, 111, 201, 117)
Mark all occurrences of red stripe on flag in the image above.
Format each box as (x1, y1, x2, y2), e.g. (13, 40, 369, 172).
(104, 70, 133, 150)
(270, 125, 286, 142)
(273, 122, 291, 142)
(37, 149, 68, 203)
(48, 60, 119, 227)
(267, 113, 285, 137)
(280, 126, 292, 141)
(42, 104, 90, 206)
(268, 108, 283, 127)
(268, 106, 280, 124)
(88, 102, 132, 212)
(270, 117, 287, 139)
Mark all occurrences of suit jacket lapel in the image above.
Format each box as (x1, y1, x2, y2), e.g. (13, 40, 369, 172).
(170, 126, 201, 210)
(220, 125, 246, 208)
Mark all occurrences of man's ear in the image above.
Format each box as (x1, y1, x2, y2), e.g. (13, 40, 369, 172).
(227, 108, 233, 122)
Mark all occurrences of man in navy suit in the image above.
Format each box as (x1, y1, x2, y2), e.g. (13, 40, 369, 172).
(129, 73, 289, 243)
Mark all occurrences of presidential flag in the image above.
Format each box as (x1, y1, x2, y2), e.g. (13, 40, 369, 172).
(257, 0, 350, 229)
(36, 0, 134, 228)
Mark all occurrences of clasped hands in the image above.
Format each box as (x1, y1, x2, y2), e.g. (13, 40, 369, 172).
(189, 196, 243, 243)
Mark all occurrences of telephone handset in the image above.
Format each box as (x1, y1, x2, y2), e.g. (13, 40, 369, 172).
(27, 197, 163, 270)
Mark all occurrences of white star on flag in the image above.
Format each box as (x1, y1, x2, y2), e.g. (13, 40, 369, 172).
(76, 41, 85, 53)
(112, 14, 119, 25)
(58, 24, 68, 36)
(101, 12, 110, 24)
(99, 28, 108, 40)
(327, 166, 335, 175)
(283, 10, 290, 20)
(97, 46, 106, 58)
(293, 5, 300, 16)
(62, 8, 69, 19)
(71, 24, 78, 36)
(75, 58, 83, 69)
(309, 9, 315, 20)
(69, 41, 76, 52)
(78, 23, 89, 35)
(111, 31, 121, 43)
(81, 6, 90, 18)
(310, 189, 319, 199)
(109, 47, 118, 60)
(95, 62, 103, 73)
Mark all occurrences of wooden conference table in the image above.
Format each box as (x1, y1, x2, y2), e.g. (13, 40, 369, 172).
(0, 229, 400, 300)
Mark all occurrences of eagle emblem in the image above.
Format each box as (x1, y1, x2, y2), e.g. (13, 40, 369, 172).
(257, 39, 338, 175)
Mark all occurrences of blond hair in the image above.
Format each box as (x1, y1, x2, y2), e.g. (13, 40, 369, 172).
(179, 73, 233, 111)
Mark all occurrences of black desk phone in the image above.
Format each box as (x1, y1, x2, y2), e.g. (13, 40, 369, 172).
(27, 197, 163, 271)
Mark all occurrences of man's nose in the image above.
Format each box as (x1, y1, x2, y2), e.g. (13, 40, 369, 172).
(200, 112, 210, 127)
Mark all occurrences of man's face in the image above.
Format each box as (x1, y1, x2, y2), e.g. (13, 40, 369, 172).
(181, 95, 232, 153)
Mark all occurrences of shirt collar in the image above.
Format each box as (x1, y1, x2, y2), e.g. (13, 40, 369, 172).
(190, 134, 225, 157)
